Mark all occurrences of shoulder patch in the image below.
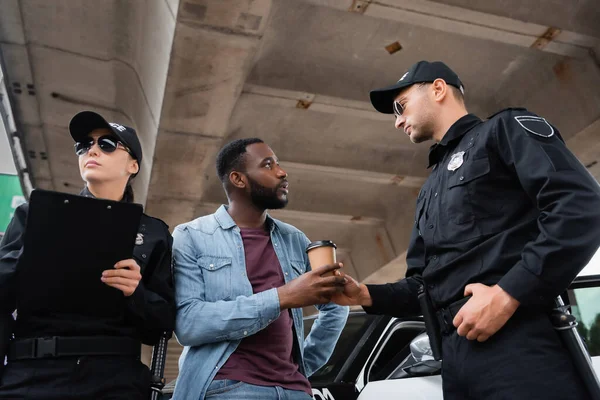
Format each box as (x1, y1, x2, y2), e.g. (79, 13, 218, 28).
(514, 115, 554, 138)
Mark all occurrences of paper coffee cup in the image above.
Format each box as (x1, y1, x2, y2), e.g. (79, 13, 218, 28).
(306, 240, 337, 276)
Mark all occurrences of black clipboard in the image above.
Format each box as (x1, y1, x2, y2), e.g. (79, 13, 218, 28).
(18, 189, 143, 318)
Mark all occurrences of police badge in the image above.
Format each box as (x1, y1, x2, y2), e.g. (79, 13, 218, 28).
(135, 233, 144, 245)
(447, 151, 465, 171)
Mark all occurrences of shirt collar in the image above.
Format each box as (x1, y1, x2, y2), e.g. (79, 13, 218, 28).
(215, 204, 275, 232)
(79, 187, 128, 203)
(80, 187, 96, 198)
(427, 114, 483, 167)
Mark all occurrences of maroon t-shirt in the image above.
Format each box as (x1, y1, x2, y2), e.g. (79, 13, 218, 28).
(214, 227, 312, 394)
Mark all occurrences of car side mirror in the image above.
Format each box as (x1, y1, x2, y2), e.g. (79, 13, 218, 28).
(410, 332, 435, 362)
(403, 332, 442, 376)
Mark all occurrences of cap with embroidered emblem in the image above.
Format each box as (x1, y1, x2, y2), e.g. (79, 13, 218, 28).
(69, 111, 143, 166)
(370, 61, 465, 114)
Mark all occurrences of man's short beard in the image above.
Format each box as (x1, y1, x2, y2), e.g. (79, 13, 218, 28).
(247, 176, 288, 210)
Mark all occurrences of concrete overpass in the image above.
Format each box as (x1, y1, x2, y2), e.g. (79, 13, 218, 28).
(2, 0, 600, 382)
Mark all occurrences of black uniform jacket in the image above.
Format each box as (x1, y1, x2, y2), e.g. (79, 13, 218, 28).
(0, 188, 175, 345)
(366, 108, 600, 316)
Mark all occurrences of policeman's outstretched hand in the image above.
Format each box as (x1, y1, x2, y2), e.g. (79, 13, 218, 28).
(330, 274, 373, 307)
(101, 259, 142, 297)
(453, 283, 520, 342)
(277, 263, 346, 309)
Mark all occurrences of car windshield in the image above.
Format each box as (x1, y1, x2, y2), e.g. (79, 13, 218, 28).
(568, 279, 600, 357)
(577, 247, 600, 277)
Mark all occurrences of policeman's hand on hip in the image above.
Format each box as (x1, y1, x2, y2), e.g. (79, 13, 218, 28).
(277, 263, 346, 309)
(101, 259, 142, 297)
(453, 283, 520, 342)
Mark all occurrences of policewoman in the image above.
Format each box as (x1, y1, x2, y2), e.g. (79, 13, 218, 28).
(0, 111, 175, 399)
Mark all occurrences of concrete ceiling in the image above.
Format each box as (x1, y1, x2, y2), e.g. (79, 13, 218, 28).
(2, 0, 600, 383)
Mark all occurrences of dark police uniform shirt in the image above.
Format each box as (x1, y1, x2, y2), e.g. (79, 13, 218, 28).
(0, 188, 175, 345)
(366, 108, 600, 315)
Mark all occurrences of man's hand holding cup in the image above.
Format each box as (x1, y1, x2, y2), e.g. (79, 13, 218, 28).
(277, 263, 346, 309)
(276, 240, 347, 309)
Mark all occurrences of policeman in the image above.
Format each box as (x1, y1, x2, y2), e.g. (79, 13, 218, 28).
(332, 61, 600, 399)
(0, 111, 175, 399)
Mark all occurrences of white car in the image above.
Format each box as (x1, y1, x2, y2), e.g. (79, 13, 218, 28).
(306, 275, 600, 400)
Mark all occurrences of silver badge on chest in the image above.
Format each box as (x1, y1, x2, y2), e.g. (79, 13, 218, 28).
(135, 233, 144, 245)
(447, 151, 465, 171)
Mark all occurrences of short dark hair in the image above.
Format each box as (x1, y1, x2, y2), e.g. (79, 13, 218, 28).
(216, 138, 264, 184)
(449, 85, 464, 103)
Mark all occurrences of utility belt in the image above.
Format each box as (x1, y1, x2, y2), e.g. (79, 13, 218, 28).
(435, 295, 472, 335)
(418, 284, 471, 360)
(7, 336, 140, 361)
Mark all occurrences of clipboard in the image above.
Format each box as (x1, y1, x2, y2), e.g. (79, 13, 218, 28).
(18, 189, 143, 318)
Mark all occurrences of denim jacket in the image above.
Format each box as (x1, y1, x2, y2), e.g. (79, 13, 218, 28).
(171, 205, 349, 400)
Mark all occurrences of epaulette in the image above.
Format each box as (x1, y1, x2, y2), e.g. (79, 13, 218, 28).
(485, 107, 527, 120)
(142, 213, 171, 231)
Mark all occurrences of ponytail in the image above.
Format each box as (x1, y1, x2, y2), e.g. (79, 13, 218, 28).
(123, 184, 135, 203)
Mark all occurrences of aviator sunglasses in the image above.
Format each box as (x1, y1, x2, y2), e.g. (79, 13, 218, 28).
(74, 135, 132, 157)
(392, 101, 405, 116)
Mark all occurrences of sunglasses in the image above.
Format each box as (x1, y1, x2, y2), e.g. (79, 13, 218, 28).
(74, 135, 131, 157)
(393, 101, 405, 116)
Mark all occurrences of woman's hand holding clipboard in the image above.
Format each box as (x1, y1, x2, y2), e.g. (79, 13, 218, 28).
(101, 259, 142, 297)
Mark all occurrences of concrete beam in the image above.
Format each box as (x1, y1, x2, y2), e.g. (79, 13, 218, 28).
(361, 250, 408, 284)
(243, 83, 388, 121)
(148, 1, 274, 205)
(0, 0, 25, 45)
(336, 247, 360, 279)
(1, 1, 178, 205)
(588, 162, 600, 182)
(567, 118, 600, 181)
(567, 118, 600, 162)
(282, 161, 426, 189)
(303, 0, 599, 58)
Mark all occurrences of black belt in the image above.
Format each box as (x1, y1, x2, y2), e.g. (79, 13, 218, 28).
(7, 336, 141, 361)
(435, 296, 472, 335)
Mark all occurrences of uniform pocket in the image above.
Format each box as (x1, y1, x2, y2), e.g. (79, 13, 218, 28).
(447, 157, 490, 189)
(446, 156, 493, 224)
(198, 256, 233, 301)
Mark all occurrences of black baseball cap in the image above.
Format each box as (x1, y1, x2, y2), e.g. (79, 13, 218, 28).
(68, 111, 143, 166)
(370, 61, 465, 114)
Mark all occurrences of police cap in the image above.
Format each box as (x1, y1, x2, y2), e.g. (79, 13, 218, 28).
(68, 111, 143, 167)
(370, 61, 465, 114)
